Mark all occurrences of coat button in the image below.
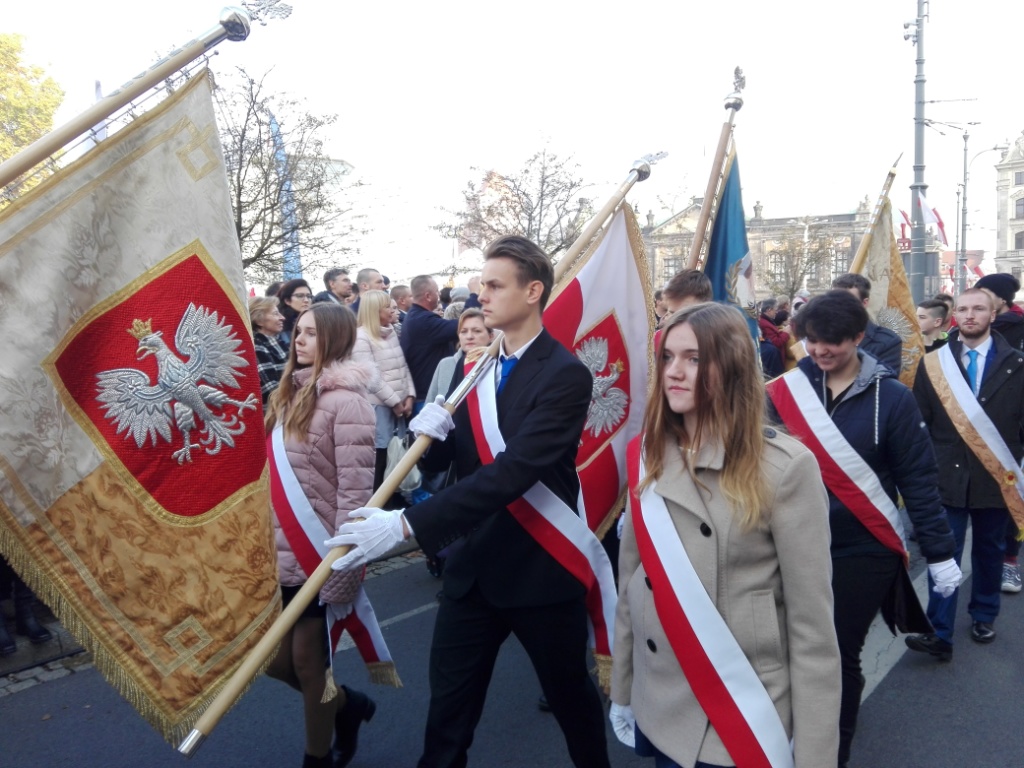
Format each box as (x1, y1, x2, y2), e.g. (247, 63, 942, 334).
(647, 638, 657, 652)
(645, 576, 652, 590)
(700, 523, 712, 537)
(764, 427, 777, 438)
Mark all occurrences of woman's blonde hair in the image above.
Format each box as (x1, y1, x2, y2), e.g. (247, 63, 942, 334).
(247, 296, 278, 333)
(356, 290, 391, 342)
(640, 302, 770, 530)
(265, 303, 357, 441)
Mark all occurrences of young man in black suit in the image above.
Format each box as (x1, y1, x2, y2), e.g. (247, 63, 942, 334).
(328, 236, 610, 768)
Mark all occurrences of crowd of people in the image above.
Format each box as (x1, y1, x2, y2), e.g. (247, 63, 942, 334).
(237, 251, 1023, 768)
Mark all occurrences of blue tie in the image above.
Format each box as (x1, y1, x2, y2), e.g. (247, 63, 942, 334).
(497, 355, 518, 394)
(966, 349, 979, 395)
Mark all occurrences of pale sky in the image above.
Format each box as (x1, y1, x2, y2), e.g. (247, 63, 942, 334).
(7, 0, 1023, 282)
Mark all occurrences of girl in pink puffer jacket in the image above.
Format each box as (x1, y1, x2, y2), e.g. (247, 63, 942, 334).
(263, 303, 377, 768)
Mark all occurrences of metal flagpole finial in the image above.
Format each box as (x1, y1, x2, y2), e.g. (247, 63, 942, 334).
(220, 7, 253, 40)
(633, 152, 668, 182)
(724, 66, 745, 112)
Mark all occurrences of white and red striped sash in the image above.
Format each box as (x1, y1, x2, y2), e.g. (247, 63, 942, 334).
(767, 371, 907, 559)
(626, 438, 794, 768)
(463, 359, 617, 661)
(267, 427, 398, 680)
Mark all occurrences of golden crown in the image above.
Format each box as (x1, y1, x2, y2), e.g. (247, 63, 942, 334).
(128, 319, 153, 340)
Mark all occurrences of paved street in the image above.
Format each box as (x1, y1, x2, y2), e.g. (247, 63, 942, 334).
(1, 545, 1022, 768)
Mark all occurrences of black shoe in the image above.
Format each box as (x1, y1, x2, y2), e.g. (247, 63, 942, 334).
(0, 615, 15, 657)
(905, 633, 953, 661)
(14, 603, 52, 645)
(537, 694, 552, 713)
(302, 754, 332, 768)
(970, 621, 996, 644)
(333, 685, 376, 768)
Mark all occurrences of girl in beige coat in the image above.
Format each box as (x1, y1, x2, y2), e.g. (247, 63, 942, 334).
(264, 303, 377, 768)
(610, 303, 841, 768)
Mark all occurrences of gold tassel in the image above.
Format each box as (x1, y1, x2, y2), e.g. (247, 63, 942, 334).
(321, 668, 338, 704)
(593, 653, 613, 695)
(366, 661, 403, 688)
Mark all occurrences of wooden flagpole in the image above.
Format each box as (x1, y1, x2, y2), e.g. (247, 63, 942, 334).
(0, 7, 251, 191)
(178, 334, 505, 757)
(553, 153, 666, 284)
(848, 154, 904, 274)
(686, 68, 745, 271)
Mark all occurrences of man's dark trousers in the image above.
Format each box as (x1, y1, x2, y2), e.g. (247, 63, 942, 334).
(926, 506, 1007, 642)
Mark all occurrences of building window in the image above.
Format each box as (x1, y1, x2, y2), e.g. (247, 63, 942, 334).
(1017, 199, 1024, 219)
(1016, 171, 1024, 185)
(1015, 231, 1024, 250)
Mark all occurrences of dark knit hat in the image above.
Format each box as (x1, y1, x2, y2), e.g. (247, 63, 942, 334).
(975, 273, 1020, 306)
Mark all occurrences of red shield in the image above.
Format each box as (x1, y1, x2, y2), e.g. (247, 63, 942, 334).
(49, 252, 265, 520)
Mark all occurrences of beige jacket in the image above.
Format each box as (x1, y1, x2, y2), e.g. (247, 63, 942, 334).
(274, 360, 376, 587)
(612, 431, 840, 768)
(352, 326, 415, 407)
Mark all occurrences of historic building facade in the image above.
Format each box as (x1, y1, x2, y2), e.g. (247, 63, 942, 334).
(994, 132, 1024, 283)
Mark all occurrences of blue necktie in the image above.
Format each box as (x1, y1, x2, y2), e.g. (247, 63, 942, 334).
(966, 349, 979, 395)
(497, 355, 518, 394)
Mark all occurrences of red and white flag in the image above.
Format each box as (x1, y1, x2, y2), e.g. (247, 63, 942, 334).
(543, 206, 655, 537)
(917, 193, 948, 245)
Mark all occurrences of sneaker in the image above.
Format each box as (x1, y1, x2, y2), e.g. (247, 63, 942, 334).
(905, 633, 953, 661)
(1001, 562, 1022, 593)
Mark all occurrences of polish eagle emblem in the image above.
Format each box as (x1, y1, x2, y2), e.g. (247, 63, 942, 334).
(95, 304, 258, 464)
(576, 337, 628, 437)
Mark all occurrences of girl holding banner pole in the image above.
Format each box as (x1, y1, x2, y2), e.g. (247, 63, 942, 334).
(263, 303, 379, 768)
(611, 303, 841, 768)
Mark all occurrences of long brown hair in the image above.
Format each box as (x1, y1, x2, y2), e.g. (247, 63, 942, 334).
(265, 303, 357, 441)
(640, 303, 770, 529)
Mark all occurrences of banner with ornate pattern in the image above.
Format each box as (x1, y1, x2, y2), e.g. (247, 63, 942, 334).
(0, 72, 279, 743)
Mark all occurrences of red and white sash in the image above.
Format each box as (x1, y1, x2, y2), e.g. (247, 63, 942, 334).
(767, 370, 907, 559)
(464, 358, 617, 671)
(267, 426, 400, 687)
(626, 438, 794, 768)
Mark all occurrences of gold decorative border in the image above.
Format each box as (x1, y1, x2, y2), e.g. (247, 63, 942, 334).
(40, 241, 260, 527)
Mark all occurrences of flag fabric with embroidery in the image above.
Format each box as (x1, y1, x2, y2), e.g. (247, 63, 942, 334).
(544, 206, 654, 537)
(703, 147, 759, 340)
(855, 198, 924, 387)
(0, 73, 279, 743)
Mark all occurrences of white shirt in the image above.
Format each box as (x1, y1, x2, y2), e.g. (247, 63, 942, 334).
(495, 331, 542, 390)
(961, 335, 993, 394)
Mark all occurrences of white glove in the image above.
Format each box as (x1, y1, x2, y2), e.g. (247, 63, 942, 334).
(928, 558, 962, 598)
(409, 395, 455, 441)
(609, 703, 635, 748)
(326, 508, 409, 572)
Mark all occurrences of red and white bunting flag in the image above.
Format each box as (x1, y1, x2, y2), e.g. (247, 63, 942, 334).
(544, 206, 655, 536)
(917, 193, 948, 245)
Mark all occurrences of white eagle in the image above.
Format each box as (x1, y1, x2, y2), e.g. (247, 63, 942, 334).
(575, 337, 628, 438)
(96, 304, 258, 464)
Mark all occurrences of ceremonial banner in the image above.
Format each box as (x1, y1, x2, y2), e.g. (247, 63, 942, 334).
(855, 198, 924, 387)
(0, 73, 279, 742)
(544, 206, 654, 537)
(703, 147, 759, 341)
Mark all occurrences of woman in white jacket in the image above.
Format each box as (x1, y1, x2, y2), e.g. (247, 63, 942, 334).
(354, 290, 416, 490)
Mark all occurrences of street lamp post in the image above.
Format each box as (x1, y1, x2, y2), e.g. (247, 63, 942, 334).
(960, 135, 1010, 294)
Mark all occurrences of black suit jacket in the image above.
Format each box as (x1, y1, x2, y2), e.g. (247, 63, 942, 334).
(914, 330, 1024, 509)
(404, 328, 593, 608)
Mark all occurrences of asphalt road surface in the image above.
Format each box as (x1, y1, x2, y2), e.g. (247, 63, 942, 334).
(1, 545, 1022, 768)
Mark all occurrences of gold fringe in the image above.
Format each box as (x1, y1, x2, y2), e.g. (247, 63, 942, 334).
(321, 668, 339, 703)
(0, 521, 277, 746)
(593, 653, 613, 694)
(366, 661, 403, 688)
